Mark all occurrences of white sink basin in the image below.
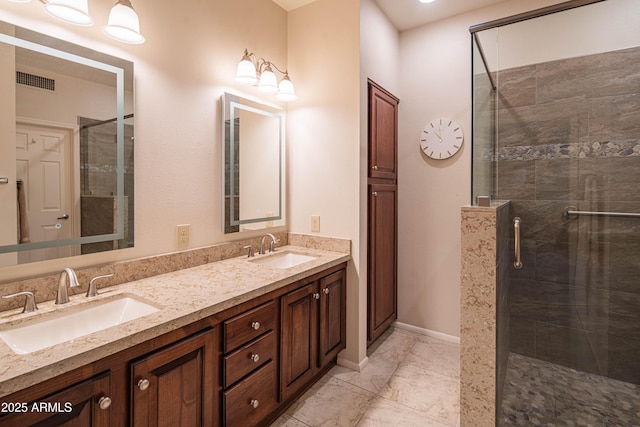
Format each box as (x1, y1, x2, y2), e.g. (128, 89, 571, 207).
(251, 251, 317, 269)
(0, 295, 160, 354)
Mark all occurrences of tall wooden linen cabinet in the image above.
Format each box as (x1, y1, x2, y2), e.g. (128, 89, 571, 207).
(367, 80, 399, 345)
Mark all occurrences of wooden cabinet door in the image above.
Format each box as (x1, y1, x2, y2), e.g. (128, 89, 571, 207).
(318, 269, 346, 368)
(131, 329, 217, 427)
(368, 80, 399, 181)
(368, 183, 398, 344)
(0, 372, 111, 427)
(280, 281, 318, 401)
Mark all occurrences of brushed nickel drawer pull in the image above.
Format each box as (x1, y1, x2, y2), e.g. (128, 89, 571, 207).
(251, 321, 261, 330)
(372, 165, 379, 170)
(323, 287, 330, 295)
(313, 293, 320, 300)
(250, 353, 260, 363)
(137, 379, 150, 391)
(250, 399, 259, 409)
(97, 396, 112, 410)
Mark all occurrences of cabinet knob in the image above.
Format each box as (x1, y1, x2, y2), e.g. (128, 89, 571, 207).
(250, 399, 259, 409)
(323, 287, 330, 295)
(137, 379, 150, 391)
(97, 396, 112, 410)
(372, 165, 379, 170)
(372, 191, 378, 196)
(251, 321, 261, 330)
(313, 293, 320, 300)
(250, 353, 260, 363)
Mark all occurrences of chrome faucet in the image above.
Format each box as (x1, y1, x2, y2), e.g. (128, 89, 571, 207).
(259, 233, 279, 255)
(56, 267, 80, 304)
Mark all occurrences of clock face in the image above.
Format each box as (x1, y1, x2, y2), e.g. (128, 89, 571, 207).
(420, 118, 464, 160)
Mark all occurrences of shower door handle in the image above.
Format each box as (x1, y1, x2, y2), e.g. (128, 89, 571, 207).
(513, 217, 523, 269)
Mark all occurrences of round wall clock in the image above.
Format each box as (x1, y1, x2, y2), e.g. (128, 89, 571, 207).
(420, 118, 464, 160)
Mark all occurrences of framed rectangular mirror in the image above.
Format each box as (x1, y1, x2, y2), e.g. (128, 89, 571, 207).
(221, 92, 284, 233)
(0, 21, 134, 266)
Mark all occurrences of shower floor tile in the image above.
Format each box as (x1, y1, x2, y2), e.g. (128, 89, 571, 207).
(500, 353, 640, 427)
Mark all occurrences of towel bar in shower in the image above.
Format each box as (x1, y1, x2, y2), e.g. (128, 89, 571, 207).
(563, 206, 640, 219)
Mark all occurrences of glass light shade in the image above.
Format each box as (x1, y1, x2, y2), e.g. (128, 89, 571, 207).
(103, 1, 145, 44)
(44, 0, 92, 26)
(276, 75, 297, 102)
(236, 59, 258, 84)
(419, 0, 436, 3)
(9, 0, 31, 3)
(258, 66, 278, 93)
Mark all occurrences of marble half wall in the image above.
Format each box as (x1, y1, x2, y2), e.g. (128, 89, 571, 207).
(460, 201, 511, 427)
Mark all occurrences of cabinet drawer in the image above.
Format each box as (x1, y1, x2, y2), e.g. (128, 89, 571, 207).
(224, 330, 275, 388)
(224, 360, 277, 427)
(224, 300, 276, 352)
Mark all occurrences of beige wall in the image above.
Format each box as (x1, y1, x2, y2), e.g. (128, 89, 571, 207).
(0, 0, 288, 281)
(287, 0, 362, 363)
(396, 0, 566, 337)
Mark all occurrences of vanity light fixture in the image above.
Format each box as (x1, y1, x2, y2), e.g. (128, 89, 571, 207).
(12, 0, 145, 43)
(235, 49, 297, 102)
(103, 0, 145, 44)
(44, 0, 93, 26)
(419, 0, 436, 3)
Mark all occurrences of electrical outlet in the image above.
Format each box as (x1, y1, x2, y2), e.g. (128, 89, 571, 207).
(310, 215, 320, 233)
(177, 224, 190, 249)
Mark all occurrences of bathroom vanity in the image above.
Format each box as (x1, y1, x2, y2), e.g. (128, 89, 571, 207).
(0, 246, 348, 426)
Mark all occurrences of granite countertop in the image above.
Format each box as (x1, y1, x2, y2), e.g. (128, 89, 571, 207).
(0, 245, 350, 397)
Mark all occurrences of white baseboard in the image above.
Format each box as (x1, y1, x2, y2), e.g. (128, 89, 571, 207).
(394, 321, 460, 344)
(337, 355, 369, 372)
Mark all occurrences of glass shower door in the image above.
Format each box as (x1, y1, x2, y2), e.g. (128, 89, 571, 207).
(471, 0, 640, 425)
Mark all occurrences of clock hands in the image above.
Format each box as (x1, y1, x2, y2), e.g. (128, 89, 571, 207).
(434, 125, 443, 142)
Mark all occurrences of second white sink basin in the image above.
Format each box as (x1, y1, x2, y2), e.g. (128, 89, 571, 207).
(251, 251, 317, 269)
(0, 295, 160, 354)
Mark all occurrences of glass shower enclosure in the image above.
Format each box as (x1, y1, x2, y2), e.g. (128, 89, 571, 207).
(471, 0, 640, 425)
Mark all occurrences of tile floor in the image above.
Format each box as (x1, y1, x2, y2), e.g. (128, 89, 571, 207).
(271, 327, 461, 427)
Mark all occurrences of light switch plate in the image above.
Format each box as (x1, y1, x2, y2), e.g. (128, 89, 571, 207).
(310, 215, 320, 233)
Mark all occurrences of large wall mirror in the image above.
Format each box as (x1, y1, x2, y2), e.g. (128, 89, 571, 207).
(222, 92, 284, 233)
(0, 21, 134, 267)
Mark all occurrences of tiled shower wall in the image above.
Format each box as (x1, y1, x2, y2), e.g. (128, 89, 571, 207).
(79, 117, 135, 249)
(496, 47, 640, 384)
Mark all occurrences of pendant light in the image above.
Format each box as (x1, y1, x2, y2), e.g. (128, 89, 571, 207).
(44, 0, 92, 26)
(103, 0, 145, 44)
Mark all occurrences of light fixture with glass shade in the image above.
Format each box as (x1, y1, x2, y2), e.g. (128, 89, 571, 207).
(44, 0, 93, 26)
(277, 72, 297, 102)
(103, 0, 145, 44)
(12, 0, 145, 43)
(235, 49, 297, 102)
